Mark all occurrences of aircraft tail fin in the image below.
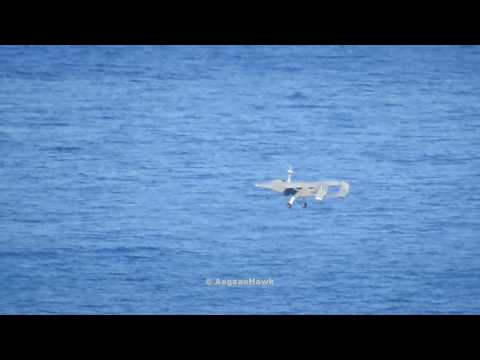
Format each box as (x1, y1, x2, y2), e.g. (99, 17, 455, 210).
(337, 181, 350, 197)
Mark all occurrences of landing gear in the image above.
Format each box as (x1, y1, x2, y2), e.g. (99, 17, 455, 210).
(287, 200, 307, 208)
(287, 195, 296, 208)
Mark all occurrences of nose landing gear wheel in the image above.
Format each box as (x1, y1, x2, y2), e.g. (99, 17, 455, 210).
(303, 202, 307, 208)
(287, 203, 292, 208)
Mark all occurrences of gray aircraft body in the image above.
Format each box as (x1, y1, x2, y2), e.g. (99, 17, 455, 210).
(255, 167, 350, 208)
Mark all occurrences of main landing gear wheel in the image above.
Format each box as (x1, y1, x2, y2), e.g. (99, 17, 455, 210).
(303, 202, 307, 208)
(287, 203, 292, 208)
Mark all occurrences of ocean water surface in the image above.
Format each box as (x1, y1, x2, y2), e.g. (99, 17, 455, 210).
(0, 45, 479, 314)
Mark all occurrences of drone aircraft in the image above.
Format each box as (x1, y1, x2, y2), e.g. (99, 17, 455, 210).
(255, 167, 350, 208)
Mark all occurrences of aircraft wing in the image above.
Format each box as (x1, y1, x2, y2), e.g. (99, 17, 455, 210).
(255, 180, 290, 193)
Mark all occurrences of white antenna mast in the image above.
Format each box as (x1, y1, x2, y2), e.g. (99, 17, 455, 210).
(287, 166, 294, 183)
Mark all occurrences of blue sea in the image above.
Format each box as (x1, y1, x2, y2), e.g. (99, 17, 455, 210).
(1, 45, 479, 314)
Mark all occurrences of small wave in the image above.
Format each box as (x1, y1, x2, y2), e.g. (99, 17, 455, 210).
(42, 146, 83, 153)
